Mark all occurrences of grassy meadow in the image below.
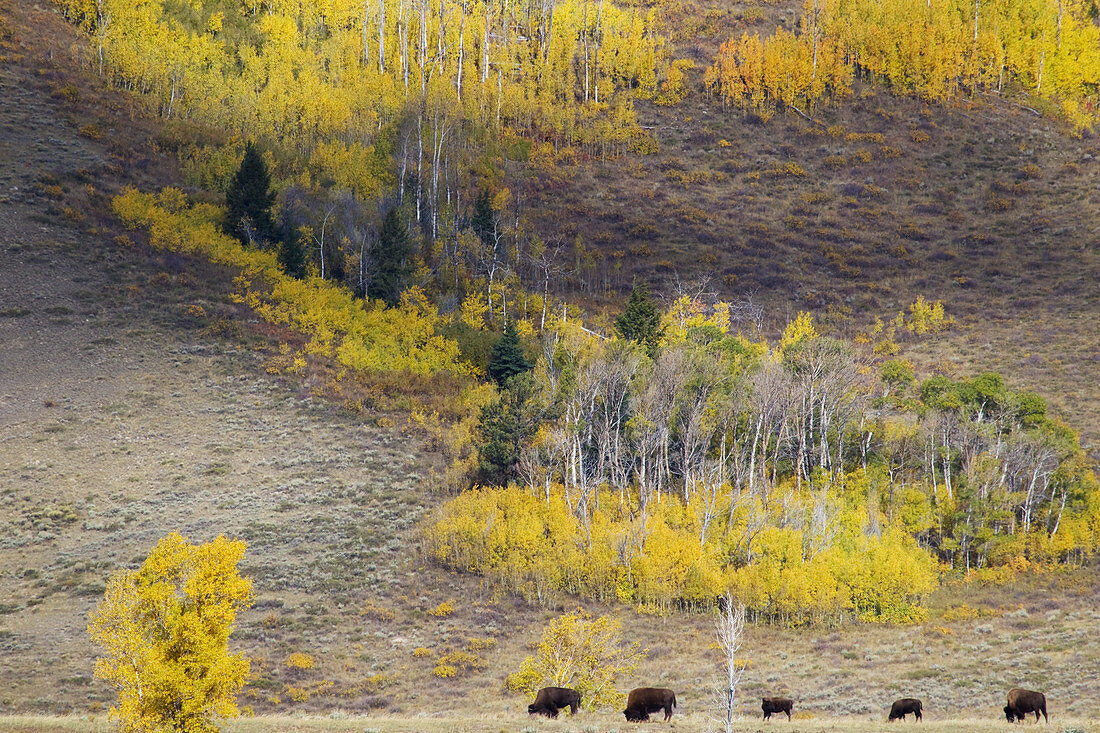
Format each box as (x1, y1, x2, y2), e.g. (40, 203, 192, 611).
(0, 714, 1096, 733)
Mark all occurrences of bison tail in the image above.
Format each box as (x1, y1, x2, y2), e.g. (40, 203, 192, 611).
(672, 693, 678, 709)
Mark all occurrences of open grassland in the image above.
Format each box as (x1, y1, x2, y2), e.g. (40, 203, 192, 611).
(0, 714, 1096, 733)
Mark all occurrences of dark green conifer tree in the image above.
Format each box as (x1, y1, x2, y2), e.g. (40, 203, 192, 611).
(476, 372, 536, 485)
(470, 188, 495, 248)
(488, 320, 532, 386)
(277, 230, 306, 279)
(614, 284, 663, 357)
(225, 141, 276, 246)
(368, 208, 413, 306)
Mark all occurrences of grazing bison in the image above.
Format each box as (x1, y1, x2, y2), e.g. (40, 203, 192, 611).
(622, 687, 677, 722)
(527, 686, 580, 718)
(1004, 688, 1047, 723)
(888, 698, 923, 721)
(762, 697, 794, 720)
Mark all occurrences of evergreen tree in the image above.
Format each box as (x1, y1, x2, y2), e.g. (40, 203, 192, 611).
(277, 230, 306, 279)
(476, 372, 536, 485)
(225, 141, 276, 247)
(471, 188, 496, 248)
(368, 207, 413, 306)
(615, 284, 663, 356)
(488, 320, 533, 386)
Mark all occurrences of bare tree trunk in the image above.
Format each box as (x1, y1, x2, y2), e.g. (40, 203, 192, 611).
(457, 0, 468, 101)
(401, 0, 409, 94)
(379, 0, 386, 73)
(593, 0, 603, 103)
(416, 112, 424, 223)
(715, 595, 747, 733)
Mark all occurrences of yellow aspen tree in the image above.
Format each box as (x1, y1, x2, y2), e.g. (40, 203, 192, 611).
(88, 532, 253, 733)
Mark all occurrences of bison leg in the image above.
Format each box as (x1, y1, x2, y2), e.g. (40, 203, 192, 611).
(786, 710, 791, 721)
(664, 704, 673, 721)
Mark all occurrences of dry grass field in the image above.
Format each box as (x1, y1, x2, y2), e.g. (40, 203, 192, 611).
(1, 1, 1099, 731)
(0, 713, 1096, 733)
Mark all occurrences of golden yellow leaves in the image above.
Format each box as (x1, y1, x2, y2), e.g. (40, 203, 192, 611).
(88, 532, 253, 733)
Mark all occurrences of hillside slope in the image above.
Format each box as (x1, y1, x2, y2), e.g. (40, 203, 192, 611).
(520, 85, 1100, 455)
(1, 0, 1099, 726)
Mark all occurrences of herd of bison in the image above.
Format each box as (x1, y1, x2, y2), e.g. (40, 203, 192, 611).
(526, 685, 1051, 723)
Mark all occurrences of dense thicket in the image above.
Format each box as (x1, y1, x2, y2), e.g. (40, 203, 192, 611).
(705, 0, 1100, 127)
(428, 306, 1100, 622)
(58, 0, 676, 154)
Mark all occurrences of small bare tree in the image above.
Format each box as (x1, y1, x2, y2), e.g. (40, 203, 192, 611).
(714, 593, 747, 733)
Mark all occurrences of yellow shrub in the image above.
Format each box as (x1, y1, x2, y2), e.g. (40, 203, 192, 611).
(285, 653, 315, 670)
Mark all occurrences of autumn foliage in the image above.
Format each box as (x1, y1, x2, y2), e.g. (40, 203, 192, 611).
(706, 0, 1100, 127)
(113, 187, 468, 376)
(88, 533, 253, 733)
(505, 613, 644, 709)
(428, 309, 1100, 623)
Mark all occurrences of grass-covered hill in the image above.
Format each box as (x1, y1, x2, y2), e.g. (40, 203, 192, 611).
(1, 0, 1100, 727)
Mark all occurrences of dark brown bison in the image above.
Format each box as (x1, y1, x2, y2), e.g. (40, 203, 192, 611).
(622, 687, 677, 722)
(528, 686, 580, 718)
(762, 697, 793, 720)
(888, 698, 923, 721)
(1004, 688, 1047, 723)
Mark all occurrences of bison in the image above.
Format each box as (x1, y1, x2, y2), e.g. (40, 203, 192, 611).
(762, 697, 793, 721)
(1004, 688, 1047, 723)
(622, 687, 677, 722)
(888, 698, 923, 722)
(528, 686, 580, 718)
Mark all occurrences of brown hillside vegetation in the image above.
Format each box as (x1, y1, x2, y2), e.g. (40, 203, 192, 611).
(507, 0, 1100, 458)
(1, 0, 1100, 728)
(520, 85, 1100, 455)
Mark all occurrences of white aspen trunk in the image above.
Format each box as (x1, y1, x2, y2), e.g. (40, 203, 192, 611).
(438, 0, 446, 67)
(1036, 32, 1046, 92)
(401, 0, 409, 94)
(942, 427, 953, 502)
(748, 413, 763, 496)
(398, 132, 409, 203)
(457, 0, 468, 101)
(1051, 485, 1067, 536)
(420, 0, 428, 95)
(416, 112, 424, 222)
(379, 0, 386, 73)
(482, 1, 490, 83)
(431, 114, 447, 238)
(811, 0, 819, 80)
(593, 0, 603, 102)
(95, 2, 111, 77)
(1056, 0, 1062, 48)
(582, 0, 590, 102)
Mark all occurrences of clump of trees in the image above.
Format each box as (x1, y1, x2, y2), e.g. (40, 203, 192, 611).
(88, 532, 253, 733)
(114, 187, 468, 376)
(427, 302, 1100, 622)
(706, 0, 1100, 127)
